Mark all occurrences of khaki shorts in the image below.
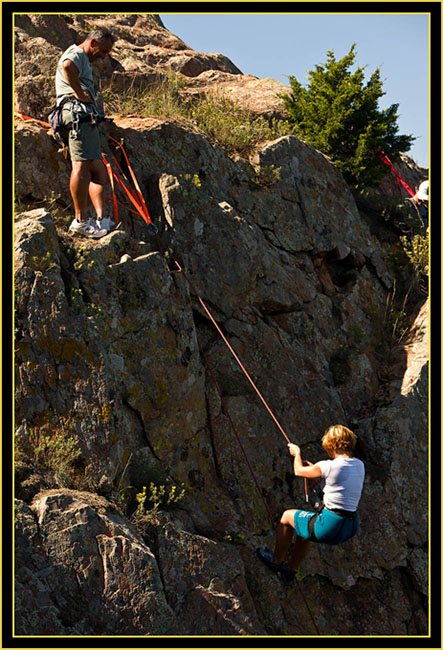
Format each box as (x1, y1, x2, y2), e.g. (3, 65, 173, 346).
(62, 108, 102, 161)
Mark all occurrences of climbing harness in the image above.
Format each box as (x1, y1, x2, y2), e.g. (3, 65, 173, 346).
(307, 504, 324, 540)
(377, 149, 415, 197)
(307, 505, 357, 543)
(16, 101, 101, 137)
(16, 101, 110, 150)
(69, 98, 100, 138)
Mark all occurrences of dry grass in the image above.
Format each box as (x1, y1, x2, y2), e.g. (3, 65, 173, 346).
(103, 74, 297, 156)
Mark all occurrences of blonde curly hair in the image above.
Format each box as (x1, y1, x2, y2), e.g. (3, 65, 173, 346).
(321, 424, 357, 457)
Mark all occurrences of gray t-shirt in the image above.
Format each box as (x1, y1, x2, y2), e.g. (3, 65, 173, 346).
(317, 456, 365, 511)
(55, 44, 96, 106)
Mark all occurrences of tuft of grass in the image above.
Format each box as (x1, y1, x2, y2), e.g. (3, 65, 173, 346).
(103, 76, 297, 156)
(374, 280, 413, 364)
(187, 93, 295, 155)
(383, 285, 411, 346)
(15, 425, 82, 489)
(103, 74, 186, 121)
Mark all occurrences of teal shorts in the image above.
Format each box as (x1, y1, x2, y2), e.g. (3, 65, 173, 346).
(61, 108, 101, 161)
(293, 508, 359, 545)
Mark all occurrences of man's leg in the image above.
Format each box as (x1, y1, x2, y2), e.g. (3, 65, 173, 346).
(88, 159, 108, 220)
(70, 160, 92, 222)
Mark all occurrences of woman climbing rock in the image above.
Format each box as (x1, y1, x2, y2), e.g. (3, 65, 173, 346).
(257, 425, 365, 584)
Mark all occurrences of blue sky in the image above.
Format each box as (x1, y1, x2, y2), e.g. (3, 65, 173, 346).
(161, 12, 430, 168)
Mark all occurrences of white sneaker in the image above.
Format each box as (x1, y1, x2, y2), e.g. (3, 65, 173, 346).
(69, 217, 108, 239)
(95, 217, 116, 234)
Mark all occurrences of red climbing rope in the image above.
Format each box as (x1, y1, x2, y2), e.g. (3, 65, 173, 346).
(102, 155, 119, 223)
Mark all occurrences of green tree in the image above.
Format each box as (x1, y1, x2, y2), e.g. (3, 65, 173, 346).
(281, 44, 414, 189)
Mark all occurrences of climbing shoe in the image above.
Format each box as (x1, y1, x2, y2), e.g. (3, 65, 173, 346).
(256, 547, 280, 572)
(69, 217, 108, 239)
(257, 548, 295, 585)
(94, 216, 116, 234)
(278, 563, 295, 586)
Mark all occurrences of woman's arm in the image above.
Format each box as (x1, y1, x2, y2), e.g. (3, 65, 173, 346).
(288, 443, 323, 479)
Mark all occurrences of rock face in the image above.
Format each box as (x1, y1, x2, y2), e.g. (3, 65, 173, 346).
(13, 14, 428, 637)
(15, 493, 176, 635)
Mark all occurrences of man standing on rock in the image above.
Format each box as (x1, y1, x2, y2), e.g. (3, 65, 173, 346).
(55, 29, 116, 239)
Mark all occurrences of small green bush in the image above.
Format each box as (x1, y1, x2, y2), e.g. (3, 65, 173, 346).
(28, 251, 57, 273)
(135, 482, 186, 517)
(400, 234, 429, 284)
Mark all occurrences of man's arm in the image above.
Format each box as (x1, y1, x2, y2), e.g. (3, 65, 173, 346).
(288, 443, 323, 478)
(62, 59, 93, 103)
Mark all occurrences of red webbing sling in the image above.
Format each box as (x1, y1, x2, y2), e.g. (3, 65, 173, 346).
(377, 150, 415, 197)
(14, 111, 51, 130)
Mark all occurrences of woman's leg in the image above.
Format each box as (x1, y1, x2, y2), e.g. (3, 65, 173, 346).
(288, 536, 311, 570)
(274, 509, 298, 564)
(275, 509, 312, 569)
